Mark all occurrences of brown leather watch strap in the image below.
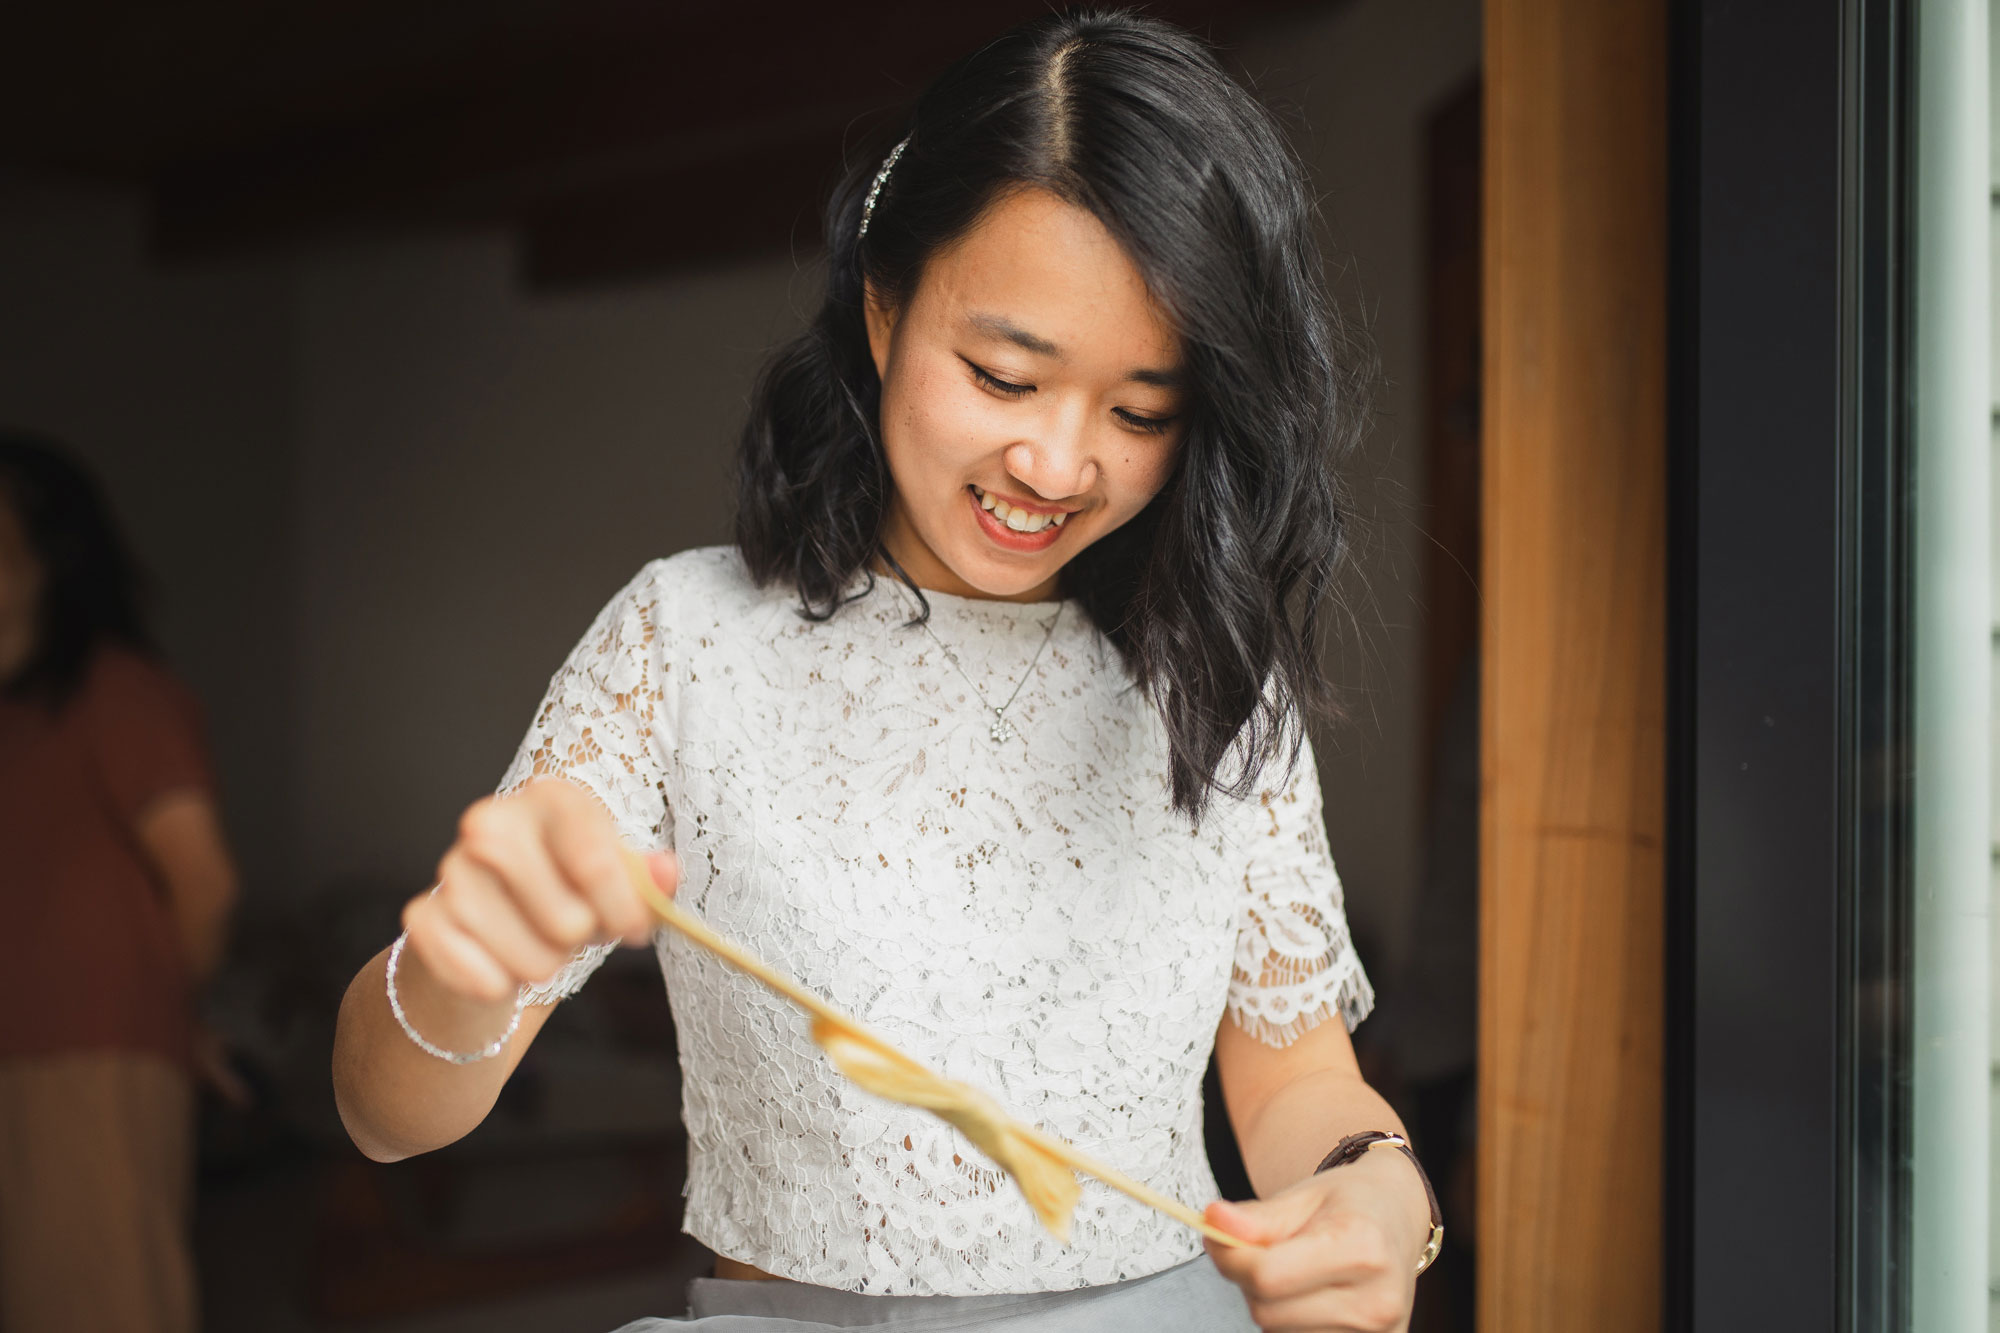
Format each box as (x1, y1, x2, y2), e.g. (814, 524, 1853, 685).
(1313, 1130, 1445, 1275)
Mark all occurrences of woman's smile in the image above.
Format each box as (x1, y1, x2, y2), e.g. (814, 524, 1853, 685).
(968, 484, 1072, 553)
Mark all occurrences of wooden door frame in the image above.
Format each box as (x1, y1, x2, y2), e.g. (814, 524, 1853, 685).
(1480, 0, 1667, 1327)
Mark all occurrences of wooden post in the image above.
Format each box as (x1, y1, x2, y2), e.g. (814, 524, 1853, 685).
(1480, 0, 1667, 1327)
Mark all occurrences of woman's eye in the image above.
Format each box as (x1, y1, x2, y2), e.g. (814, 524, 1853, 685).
(966, 361, 1034, 398)
(1115, 409, 1178, 436)
(964, 357, 1175, 434)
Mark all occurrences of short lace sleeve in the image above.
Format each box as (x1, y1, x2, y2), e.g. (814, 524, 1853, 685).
(497, 565, 676, 1006)
(1225, 731, 1375, 1047)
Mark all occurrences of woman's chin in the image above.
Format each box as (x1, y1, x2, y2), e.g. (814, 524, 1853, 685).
(941, 547, 1063, 602)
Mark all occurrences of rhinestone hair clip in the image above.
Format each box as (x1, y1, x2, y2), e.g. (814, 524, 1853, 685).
(857, 135, 912, 240)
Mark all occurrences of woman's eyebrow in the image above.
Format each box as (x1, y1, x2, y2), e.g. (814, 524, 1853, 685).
(967, 311, 1184, 388)
(969, 311, 1062, 358)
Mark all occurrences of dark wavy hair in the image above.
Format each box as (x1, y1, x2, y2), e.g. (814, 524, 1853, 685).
(735, 8, 1372, 822)
(0, 433, 156, 707)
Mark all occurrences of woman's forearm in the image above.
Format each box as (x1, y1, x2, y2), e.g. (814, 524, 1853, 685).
(134, 790, 239, 990)
(1231, 1066, 1435, 1261)
(330, 942, 551, 1162)
(1235, 1067, 1410, 1198)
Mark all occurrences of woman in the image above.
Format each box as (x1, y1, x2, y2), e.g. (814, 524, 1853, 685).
(0, 435, 241, 1333)
(331, 10, 1437, 1330)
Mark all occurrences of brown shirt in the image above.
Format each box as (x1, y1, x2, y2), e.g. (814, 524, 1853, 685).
(0, 646, 212, 1068)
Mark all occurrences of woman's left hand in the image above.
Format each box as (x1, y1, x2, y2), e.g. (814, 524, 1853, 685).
(1201, 1146, 1429, 1332)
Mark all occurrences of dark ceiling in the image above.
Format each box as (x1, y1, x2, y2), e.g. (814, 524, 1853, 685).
(1, 1, 1322, 285)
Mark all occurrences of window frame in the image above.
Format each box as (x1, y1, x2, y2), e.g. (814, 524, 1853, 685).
(1667, 0, 1910, 1327)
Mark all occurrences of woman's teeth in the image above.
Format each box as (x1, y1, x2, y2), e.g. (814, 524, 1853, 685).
(973, 486, 1067, 534)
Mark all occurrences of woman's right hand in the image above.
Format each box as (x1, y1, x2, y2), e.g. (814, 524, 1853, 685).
(401, 777, 676, 1005)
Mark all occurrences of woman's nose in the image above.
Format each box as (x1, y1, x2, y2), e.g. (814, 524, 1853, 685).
(1004, 413, 1097, 501)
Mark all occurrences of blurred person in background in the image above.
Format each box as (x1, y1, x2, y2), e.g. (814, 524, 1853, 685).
(0, 434, 242, 1333)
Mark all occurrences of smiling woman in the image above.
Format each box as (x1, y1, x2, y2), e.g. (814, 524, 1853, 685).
(332, 10, 1425, 1333)
(864, 189, 1185, 603)
(735, 9, 1377, 821)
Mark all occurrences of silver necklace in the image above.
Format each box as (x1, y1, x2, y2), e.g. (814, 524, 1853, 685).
(917, 602, 1062, 744)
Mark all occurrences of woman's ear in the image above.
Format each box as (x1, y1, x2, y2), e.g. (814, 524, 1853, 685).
(863, 279, 898, 383)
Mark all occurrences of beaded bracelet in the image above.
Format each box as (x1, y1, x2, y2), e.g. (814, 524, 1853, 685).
(385, 930, 525, 1064)
(1314, 1130, 1445, 1275)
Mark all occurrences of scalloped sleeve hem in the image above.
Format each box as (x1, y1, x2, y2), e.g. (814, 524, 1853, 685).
(1221, 729, 1375, 1049)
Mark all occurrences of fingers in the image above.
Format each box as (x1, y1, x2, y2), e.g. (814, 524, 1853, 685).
(402, 893, 518, 1004)
(407, 777, 673, 1006)
(538, 786, 663, 946)
(456, 794, 599, 950)
(624, 850, 681, 943)
(1205, 1199, 1410, 1332)
(1205, 1189, 1322, 1250)
(1206, 1197, 1278, 1245)
(645, 850, 680, 898)
(435, 846, 569, 985)
(1212, 1212, 1396, 1299)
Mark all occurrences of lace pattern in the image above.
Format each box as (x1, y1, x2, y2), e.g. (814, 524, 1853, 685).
(491, 547, 1372, 1295)
(1225, 742, 1376, 1047)
(498, 568, 676, 1005)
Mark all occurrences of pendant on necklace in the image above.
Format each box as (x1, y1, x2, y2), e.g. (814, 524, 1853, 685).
(989, 712, 1017, 745)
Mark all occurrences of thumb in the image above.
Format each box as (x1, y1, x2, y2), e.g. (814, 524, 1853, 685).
(615, 848, 678, 946)
(1205, 1188, 1321, 1247)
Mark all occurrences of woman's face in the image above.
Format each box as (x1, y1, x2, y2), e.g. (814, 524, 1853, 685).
(866, 187, 1187, 602)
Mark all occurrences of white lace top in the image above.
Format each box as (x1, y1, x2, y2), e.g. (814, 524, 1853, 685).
(498, 546, 1373, 1296)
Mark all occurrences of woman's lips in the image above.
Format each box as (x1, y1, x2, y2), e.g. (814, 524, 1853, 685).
(968, 486, 1065, 552)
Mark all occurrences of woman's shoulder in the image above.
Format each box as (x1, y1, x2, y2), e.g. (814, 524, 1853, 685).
(620, 546, 750, 606)
(70, 643, 211, 798)
(629, 544, 742, 593)
(616, 545, 794, 636)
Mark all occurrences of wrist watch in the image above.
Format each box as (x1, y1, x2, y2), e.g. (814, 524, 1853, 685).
(1314, 1130, 1445, 1275)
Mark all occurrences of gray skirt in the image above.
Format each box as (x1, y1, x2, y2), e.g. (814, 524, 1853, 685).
(609, 1255, 1258, 1332)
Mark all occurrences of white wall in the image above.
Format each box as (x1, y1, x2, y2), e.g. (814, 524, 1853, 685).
(291, 237, 806, 889)
(1234, 0, 1482, 982)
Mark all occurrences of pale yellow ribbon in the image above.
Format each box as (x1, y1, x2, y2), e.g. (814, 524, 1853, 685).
(620, 850, 1253, 1249)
